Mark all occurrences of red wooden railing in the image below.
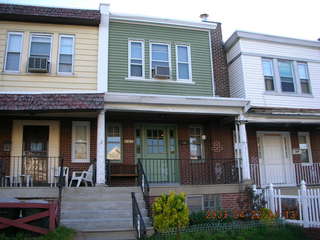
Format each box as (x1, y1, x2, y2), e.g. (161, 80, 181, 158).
(0, 201, 58, 235)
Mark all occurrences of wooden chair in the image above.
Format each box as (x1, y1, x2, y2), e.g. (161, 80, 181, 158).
(69, 165, 94, 187)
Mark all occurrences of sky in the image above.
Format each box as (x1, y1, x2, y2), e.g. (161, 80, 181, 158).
(1, 0, 319, 41)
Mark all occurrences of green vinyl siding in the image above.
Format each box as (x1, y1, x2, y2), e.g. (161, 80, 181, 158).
(108, 21, 213, 96)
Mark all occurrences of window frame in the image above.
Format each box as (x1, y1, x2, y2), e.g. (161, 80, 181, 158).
(28, 33, 53, 71)
(277, 59, 296, 93)
(57, 34, 75, 75)
(261, 58, 275, 91)
(189, 125, 205, 161)
(175, 44, 192, 82)
(297, 62, 311, 95)
(106, 123, 123, 162)
(149, 42, 172, 80)
(71, 121, 91, 163)
(128, 39, 145, 79)
(298, 132, 313, 165)
(4, 32, 24, 72)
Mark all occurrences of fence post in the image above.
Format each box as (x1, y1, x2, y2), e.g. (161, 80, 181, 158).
(300, 180, 309, 228)
(268, 183, 275, 213)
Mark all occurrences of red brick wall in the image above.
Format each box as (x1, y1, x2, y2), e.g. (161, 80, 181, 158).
(220, 192, 250, 211)
(0, 119, 12, 175)
(310, 130, 320, 163)
(210, 23, 230, 97)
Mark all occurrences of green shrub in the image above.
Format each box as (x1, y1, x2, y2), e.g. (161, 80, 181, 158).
(153, 192, 189, 233)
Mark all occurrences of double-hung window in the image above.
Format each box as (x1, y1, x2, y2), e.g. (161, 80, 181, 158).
(106, 125, 122, 161)
(4, 32, 23, 72)
(298, 132, 312, 164)
(176, 45, 192, 81)
(189, 126, 204, 160)
(278, 60, 295, 92)
(128, 40, 144, 78)
(262, 58, 275, 91)
(72, 121, 90, 163)
(151, 43, 170, 79)
(298, 63, 310, 94)
(29, 34, 52, 71)
(58, 35, 74, 74)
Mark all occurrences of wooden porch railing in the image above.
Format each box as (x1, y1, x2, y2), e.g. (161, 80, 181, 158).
(0, 201, 59, 235)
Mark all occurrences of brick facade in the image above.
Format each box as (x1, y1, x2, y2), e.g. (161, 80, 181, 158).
(210, 23, 230, 97)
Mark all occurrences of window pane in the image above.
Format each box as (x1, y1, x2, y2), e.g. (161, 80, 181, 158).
(131, 42, 142, 59)
(301, 81, 310, 94)
(131, 64, 142, 77)
(107, 142, 121, 160)
(32, 36, 51, 43)
(152, 61, 169, 68)
(8, 34, 22, 52)
(75, 125, 87, 141)
(5, 52, 20, 71)
(30, 42, 51, 57)
(265, 76, 274, 91)
(262, 59, 273, 76)
(131, 59, 142, 65)
(279, 61, 293, 78)
(177, 46, 188, 62)
(75, 143, 87, 159)
(178, 63, 189, 79)
(60, 37, 73, 54)
(59, 54, 72, 64)
(298, 63, 308, 79)
(281, 81, 295, 92)
(152, 44, 168, 61)
(152, 44, 168, 52)
(59, 63, 72, 73)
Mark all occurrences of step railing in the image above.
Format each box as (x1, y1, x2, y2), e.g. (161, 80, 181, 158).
(137, 159, 151, 217)
(132, 192, 147, 239)
(57, 156, 65, 226)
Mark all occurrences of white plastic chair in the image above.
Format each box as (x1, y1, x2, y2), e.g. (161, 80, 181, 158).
(52, 167, 69, 187)
(69, 165, 94, 187)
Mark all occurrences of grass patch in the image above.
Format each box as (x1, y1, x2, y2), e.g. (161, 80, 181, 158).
(0, 226, 76, 240)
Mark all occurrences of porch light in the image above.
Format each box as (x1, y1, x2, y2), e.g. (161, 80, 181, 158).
(201, 135, 207, 140)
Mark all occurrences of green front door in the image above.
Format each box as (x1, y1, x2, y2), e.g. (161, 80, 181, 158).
(136, 125, 179, 183)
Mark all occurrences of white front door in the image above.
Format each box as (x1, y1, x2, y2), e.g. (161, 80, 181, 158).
(258, 132, 295, 186)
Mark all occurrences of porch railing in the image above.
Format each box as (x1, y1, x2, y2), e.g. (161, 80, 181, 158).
(250, 163, 320, 187)
(140, 158, 240, 185)
(132, 192, 147, 239)
(0, 155, 63, 187)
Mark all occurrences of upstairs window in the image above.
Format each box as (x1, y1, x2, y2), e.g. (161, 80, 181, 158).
(30, 34, 52, 59)
(4, 32, 23, 72)
(128, 40, 144, 78)
(151, 43, 170, 79)
(298, 63, 310, 94)
(58, 35, 74, 74)
(262, 58, 275, 91)
(176, 45, 192, 81)
(278, 60, 295, 92)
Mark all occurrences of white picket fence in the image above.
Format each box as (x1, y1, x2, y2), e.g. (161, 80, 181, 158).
(262, 181, 320, 228)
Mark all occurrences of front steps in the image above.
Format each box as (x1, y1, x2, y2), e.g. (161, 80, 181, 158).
(60, 186, 151, 240)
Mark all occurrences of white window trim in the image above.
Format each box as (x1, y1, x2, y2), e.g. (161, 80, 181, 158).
(57, 34, 75, 75)
(72, 121, 91, 163)
(175, 44, 192, 82)
(4, 32, 24, 73)
(149, 42, 172, 80)
(189, 125, 205, 161)
(128, 39, 145, 79)
(297, 62, 312, 95)
(298, 132, 313, 164)
(278, 59, 297, 94)
(106, 123, 123, 162)
(28, 33, 53, 72)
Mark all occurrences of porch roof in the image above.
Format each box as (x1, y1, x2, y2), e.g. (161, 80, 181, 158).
(0, 93, 105, 112)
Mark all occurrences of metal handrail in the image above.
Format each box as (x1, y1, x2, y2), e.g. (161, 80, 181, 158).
(137, 159, 150, 217)
(132, 192, 147, 239)
(57, 157, 64, 226)
(105, 159, 111, 186)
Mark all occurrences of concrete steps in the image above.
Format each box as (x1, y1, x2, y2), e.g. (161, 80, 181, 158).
(60, 186, 152, 240)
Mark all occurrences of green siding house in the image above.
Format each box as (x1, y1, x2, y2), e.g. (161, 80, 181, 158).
(108, 20, 214, 96)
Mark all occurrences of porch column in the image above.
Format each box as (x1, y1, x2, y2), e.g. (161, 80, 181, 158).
(237, 116, 251, 182)
(96, 110, 106, 185)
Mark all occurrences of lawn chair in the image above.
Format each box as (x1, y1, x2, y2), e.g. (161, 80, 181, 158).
(69, 165, 94, 187)
(51, 167, 69, 187)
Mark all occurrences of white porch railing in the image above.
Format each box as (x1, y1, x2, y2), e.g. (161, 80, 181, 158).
(250, 163, 320, 187)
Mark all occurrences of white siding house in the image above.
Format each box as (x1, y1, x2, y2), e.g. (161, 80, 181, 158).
(225, 31, 320, 109)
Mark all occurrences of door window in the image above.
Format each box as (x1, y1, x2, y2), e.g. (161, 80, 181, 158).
(146, 129, 165, 154)
(298, 132, 312, 163)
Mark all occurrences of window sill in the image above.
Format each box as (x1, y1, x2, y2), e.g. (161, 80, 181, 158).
(1, 71, 76, 77)
(125, 77, 195, 85)
(71, 159, 91, 163)
(264, 91, 314, 98)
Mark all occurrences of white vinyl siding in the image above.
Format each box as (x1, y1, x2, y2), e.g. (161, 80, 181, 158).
(128, 40, 144, 78)
(176, 45, 192, 81)
(72, 121, 90, 163)
(4, 32, 23, 72)
(58, 35, 74, 74)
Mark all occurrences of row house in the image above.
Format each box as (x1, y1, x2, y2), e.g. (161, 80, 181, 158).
(226, 31, 320, 188)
